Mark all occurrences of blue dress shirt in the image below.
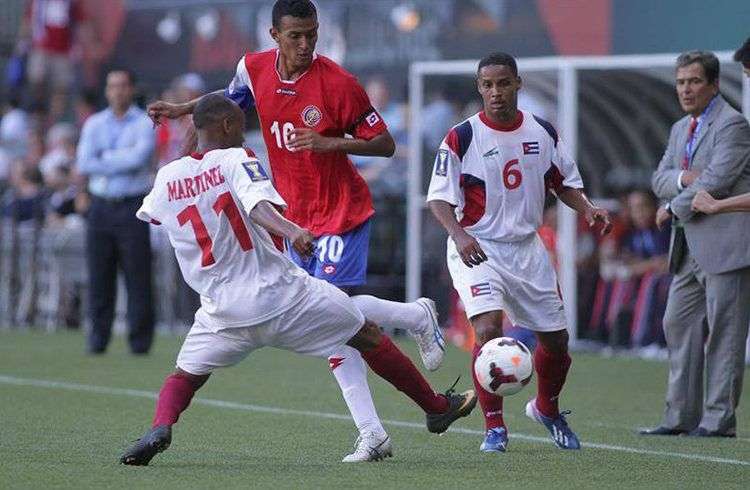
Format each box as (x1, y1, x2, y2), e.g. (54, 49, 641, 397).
(76, 106, 155, 198)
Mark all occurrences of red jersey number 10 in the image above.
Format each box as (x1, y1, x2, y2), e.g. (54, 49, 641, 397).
(270, 120, 295, 150)
(177, 191, 254, 267)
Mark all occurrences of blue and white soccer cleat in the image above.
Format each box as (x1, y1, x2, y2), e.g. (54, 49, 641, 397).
(525, 399, 581, 450)
(480, 427, 508, 453)
(412, 298, 446, 371)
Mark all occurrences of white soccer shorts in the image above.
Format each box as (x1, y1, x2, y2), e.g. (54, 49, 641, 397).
(447, 233, 567, 332)
(176, 277, 365, 375)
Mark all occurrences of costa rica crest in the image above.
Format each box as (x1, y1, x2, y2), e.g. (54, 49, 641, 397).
(301, 105, 323, 127)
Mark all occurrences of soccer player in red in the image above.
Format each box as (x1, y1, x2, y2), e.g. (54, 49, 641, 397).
(428, 52, 612, 452)
(147, 0, 445, 462)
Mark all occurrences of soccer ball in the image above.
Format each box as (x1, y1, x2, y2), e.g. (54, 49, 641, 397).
(474, 337, 533, 397)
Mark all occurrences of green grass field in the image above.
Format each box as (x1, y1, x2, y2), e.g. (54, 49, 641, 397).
(1, 330, 748, 489)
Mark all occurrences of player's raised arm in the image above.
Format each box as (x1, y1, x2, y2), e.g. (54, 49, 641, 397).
(148, 55, 256, 125)
(147, 89, 224, 125)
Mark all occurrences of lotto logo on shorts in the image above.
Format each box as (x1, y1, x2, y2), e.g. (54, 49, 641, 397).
(366, 112, 381, 127)
(470, 282, 492, 297)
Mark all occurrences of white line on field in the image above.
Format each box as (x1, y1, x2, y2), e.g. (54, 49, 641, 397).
(1, 374, 748, 467)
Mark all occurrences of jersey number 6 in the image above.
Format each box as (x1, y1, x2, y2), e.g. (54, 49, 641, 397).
(503, 159, 522, 190)
(177, 192, 254, 267)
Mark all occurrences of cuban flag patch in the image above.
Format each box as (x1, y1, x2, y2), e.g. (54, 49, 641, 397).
(470, 282, 492, 297)
(242, 161, 269, 182)
(522, 141, 540, 155)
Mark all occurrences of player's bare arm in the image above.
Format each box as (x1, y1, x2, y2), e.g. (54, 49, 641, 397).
(692, 189, 750, 214)
(147, 89, 224, 125)
(557, 187, 612, 235)
(428, 200, 487, 267)
(249, 200, 315, 257)
(286, 128, 395, 156)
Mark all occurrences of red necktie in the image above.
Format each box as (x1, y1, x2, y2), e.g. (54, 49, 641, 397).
(682, 117, 698, 170)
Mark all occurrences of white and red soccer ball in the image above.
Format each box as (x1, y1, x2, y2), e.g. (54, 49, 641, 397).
(474, 337, 533, 397)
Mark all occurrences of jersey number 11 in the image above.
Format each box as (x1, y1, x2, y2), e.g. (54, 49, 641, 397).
(177, 191, 254, 267)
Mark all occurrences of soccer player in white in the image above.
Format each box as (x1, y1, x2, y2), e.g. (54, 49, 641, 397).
(119, 95, 476, 466)
(427, 52, 611, 452)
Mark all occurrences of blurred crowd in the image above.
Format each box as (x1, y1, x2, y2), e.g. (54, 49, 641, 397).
(0, 1, 673, 353)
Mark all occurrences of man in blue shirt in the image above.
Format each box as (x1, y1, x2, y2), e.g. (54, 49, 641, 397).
(76, 69, 155, 354)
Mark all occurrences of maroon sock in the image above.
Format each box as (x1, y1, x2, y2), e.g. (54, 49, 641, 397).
(533, 344, 571, 418)
(152, 373, 199, 427)
(471, 344, 505, 430)
(361, 336, 449, 414)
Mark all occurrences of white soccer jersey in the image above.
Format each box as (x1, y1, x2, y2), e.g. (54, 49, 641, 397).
(427, 111, 584, 242)
(137, 147, 310, 330)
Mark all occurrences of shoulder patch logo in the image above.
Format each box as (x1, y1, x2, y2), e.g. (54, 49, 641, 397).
(435, 149, 449, 176)
(242, 160, 269, 182)
(365, 112, 381, 127)
(301, 105, 322, 127)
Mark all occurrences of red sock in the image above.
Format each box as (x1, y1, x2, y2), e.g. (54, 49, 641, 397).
(533, 344, 571, 418)
(361, 336, 449, 414)
(152, 373, 199, 427)
(471, 344, 505, 430)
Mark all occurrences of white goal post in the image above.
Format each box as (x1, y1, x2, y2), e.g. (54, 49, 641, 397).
(407, 51, 747, 340)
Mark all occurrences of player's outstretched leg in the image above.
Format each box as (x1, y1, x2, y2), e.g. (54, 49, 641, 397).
(525, 329, 580, 450)
(351, 295, 445, 371)
(471, 312, 509, 453)
(120, 370, 209, 465)
(328, 345, 392, 462)
(347, 320, 476, 434)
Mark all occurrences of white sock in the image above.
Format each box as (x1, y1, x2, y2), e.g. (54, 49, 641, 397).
(329, 345, 386, 437)
(351, 295, 426, 332)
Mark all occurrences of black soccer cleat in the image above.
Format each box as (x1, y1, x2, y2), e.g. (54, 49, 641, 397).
(425, 378, 478, 434)
(120, 425, 172, 466)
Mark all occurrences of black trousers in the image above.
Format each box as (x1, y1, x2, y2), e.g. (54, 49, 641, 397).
(86, 195, 154, 353)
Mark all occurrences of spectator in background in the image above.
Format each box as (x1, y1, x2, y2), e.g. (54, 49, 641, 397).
(351, 77, 408, 195)
(75, 69, 155, 355)
(589, 191, 670, 348)
(2, 163, 46, 224)
(421, 89, 456, 150)
(644, 51, 750, 438)
(155, 73, 205, 166)
(39, 122, 76, 179)
(74, 89, 99, 129)
(19, 0, 91, 100)
(0, 97, 31, 158)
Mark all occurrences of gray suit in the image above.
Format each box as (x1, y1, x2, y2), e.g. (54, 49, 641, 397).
(652, 95, 750, 434)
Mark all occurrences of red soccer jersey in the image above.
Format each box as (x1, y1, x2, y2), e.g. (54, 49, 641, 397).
(225, 49, 387, 236)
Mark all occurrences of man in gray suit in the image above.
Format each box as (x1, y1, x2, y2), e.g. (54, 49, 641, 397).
(644, 50, 750, 438)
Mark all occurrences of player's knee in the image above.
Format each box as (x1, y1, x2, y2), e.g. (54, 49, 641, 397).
(536, 329, 569, 354)
(348, 320, 382, 352)
(471, 311, 503, 345)
(174, 368, 210, 390)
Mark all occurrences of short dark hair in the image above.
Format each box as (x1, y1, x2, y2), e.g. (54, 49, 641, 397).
(272, 0, 317, 28)
(193, 94, 239, 130)
(676, 50, 720, 84)
(107, 68, 137, 86)
(734, 37, 750, 65)
(477, 52, 518, 77)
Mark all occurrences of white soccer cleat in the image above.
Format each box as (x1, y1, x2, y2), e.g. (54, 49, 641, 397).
(410, 298, 446, 371)
(342, 432, 393, 462)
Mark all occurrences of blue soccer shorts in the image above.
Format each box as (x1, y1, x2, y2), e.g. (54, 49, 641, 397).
(286, 219, 371, 287)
